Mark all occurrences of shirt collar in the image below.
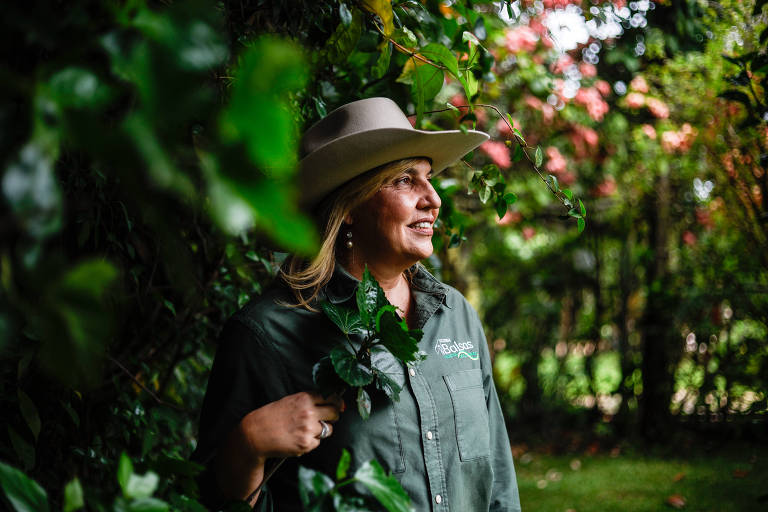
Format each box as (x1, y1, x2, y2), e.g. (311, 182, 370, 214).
(323, 263, 449, 310)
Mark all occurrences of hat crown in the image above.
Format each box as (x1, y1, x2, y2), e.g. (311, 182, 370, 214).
(300, 97, 413, 158)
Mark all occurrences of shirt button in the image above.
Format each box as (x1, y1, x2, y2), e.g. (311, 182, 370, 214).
(408, 368, 416, 377)
(435, 494, 442, 504)
(426, 431, 433, 440)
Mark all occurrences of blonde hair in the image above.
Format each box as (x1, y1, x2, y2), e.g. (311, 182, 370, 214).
(280, 157, 428, 309)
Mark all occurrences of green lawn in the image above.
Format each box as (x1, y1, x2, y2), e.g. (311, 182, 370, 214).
(516, 444, 767, 511)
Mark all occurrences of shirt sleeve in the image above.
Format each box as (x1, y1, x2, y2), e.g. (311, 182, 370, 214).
(477, 315, 522, 512)
(192, 316, 292, 510)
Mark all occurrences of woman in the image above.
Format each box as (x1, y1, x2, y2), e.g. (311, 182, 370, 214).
(193, 97, 521, 511)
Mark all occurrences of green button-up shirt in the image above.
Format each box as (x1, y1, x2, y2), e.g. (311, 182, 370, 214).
(194, 265, 521, 511)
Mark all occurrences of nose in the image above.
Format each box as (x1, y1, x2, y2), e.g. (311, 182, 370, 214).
(418, 179, 442, 211)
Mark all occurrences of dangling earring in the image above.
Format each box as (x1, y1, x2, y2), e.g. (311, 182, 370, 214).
(345, 230, 353, 249)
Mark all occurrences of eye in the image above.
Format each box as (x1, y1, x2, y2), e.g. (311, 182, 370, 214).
(394, 175, 412, 186)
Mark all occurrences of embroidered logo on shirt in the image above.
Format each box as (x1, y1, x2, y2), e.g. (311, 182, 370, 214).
(434, 338, 479, 360)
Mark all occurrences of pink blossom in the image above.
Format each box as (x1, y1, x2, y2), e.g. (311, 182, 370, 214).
(625, 92, 645, 109)
(525, 95, 543, 109)
(544, 146, 567, 174)
(682, 230, 697, 247)
(593, 178, 617, 197)
(449, 93, 468, 108)
(574, 87, 609, 121)
(595, 80, 611, 96)
(629, 75, 649, 93)
(480, 140, 511, 169)
(641, 124, 657, 139)
(522, 226, 536, 240)
(646, 97, 670, 119)
(559, 170, 577, 186)
(579, 62, 597, 78)
(660, 130, 682, 153)
(497, 210, 523, 226)
(551, 54, 574, 74)
(496, 118, 515, 138)
(542, 0, 578, 7)
(504, 26, 538, 54)
(569, 124, 599, 158)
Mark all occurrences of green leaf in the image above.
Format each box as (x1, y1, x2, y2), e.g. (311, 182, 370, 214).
(547, 174, 560, 193)
(392, 27, 417, 47)
(339, 2, 353, 26)
(324, 9, 363, 65)
(357, 267, 388, 329)
(512, 144, 524, 162)
(462, 31, 480, 46)
(534, 146, 543, 167)
(17, 390, 41, 442)
(377, 311, 422, 363)
(313, 356, 346, 397)
(562, 189, 574, 201)
(495, 197, 507, 219)
(63, 478, 84, 512)
(579, 198, 586, 216)
(412, 62, 444, 104)
(125, 497, 169, 512)
(125, 472, 159, 500)
(577, 217, 586, 233)
(330, 346, 374, 387)
(321, 302, 364, 335)
(298, 466, 335, 509)
(504, 192, 518, 204)
(221, 37, 307, 175)
(372, 42, 392, 79)
(373, 369, 402, 402)
(7, 427, 35, 471)
(362, 0, 394, 36)
(512, 127, 526, 146)
(479, 185, 491, 204)
(0, 460, 49, 512)
(356, 387, 372, 420)
(354, 460, 413, 512)
(48, 68, 112, 109)
(117, 453, 133, 496)
(336, 449, 352, 481)
(419, 44, 459, 78)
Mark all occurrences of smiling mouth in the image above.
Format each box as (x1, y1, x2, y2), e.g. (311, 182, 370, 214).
(409, 221, 434, 233)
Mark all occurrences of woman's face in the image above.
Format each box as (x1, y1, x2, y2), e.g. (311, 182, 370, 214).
(349, 159, 441, 272)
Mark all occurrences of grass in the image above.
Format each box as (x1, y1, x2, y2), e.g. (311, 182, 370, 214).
(515, 443, 767, 511)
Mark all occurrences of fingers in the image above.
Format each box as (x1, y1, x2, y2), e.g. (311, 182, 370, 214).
(316, 420, 333, 440)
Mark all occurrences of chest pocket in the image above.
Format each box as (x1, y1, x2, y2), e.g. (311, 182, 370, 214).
(443, 368, 490, 461)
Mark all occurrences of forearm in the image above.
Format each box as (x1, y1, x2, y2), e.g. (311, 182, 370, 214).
(214, 412, 267, 504)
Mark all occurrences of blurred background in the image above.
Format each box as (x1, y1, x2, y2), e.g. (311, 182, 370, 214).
(0, 0, 766, 510)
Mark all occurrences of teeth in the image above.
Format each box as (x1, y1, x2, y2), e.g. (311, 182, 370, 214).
(411, 222, 432, 229)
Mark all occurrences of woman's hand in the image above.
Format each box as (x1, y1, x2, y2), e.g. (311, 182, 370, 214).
(242, 391, 344, 458)
(214, 392, 344, 503)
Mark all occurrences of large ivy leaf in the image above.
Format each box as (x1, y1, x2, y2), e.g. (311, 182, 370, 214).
(16, 390, 41, 442)
(0, 461, 49, 512)
(336, 449, 352, 481)
(312, 356, 347, 397)
(373, 369, 402, 402)
(376, 311, 422, 363)
(330, 346, 374, 387)
(321, 302, 364, 335)
(354, 460, 413, 512)
(356, 267, 388, 329)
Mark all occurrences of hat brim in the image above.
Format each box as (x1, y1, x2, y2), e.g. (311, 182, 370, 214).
(299, 127, 489, 208)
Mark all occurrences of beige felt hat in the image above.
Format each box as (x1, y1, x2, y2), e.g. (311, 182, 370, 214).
(298, 97, 489, 208)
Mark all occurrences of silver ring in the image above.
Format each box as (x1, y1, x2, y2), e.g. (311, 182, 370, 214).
(318, 420, 331, 439)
